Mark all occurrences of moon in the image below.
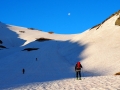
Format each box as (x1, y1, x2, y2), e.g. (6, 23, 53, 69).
(68, 13, 71, 16)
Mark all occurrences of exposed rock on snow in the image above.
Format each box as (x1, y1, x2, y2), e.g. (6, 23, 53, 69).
(115, 17, 120, 26)
(22, 48, 39, 51)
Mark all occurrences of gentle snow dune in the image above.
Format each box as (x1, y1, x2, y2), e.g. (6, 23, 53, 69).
(0, 11, 120, 90)
(5, 76, 120, 90)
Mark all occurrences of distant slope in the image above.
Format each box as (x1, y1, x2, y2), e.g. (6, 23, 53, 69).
(5, 24, 76, 46)
(0, 22, 76, 47)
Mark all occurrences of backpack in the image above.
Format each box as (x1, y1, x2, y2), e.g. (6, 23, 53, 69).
(76, 62, 81, 69)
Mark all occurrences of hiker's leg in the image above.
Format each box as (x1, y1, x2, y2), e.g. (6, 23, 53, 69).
(79, 71, 81, 79)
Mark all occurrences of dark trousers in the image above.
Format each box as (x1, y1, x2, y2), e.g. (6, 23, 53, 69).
(76, 71, 81, 79)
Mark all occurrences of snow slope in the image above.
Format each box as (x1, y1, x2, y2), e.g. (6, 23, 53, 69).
(71, 12, 120, 76)
(0, 11, 120, 90)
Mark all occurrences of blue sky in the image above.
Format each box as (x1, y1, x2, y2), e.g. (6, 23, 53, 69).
(0, 0, 120, 34)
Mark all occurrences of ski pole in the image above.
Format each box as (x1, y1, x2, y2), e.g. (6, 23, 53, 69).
(81, 68, 84, 78)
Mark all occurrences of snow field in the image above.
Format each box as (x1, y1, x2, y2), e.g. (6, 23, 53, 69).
(6, 76, 120, 90)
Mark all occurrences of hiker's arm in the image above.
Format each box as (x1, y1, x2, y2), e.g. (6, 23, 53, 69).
(81, 64, 83, 68)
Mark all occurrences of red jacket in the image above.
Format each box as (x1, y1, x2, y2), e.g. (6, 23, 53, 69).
(75, 62, 82, 71)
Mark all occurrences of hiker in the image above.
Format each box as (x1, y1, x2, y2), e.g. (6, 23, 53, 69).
(22, 68, 25, 74)
(75, 61, 83, 80)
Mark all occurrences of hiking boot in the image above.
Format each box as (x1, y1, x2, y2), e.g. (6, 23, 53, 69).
(79, 78, 81, 80)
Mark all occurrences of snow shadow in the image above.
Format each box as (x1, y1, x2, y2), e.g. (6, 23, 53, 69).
(0, 22, 26, 47)
(0, 39, 100, 89)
